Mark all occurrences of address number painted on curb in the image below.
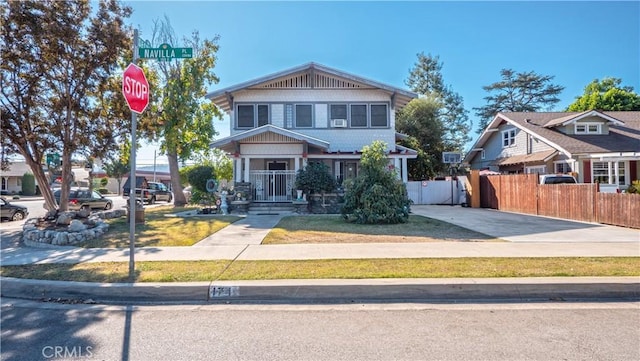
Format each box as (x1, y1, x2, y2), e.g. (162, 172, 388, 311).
(209, 285, 240, 298)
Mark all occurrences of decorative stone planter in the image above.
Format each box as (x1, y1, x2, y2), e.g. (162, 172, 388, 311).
(230, 200, 250, 214)
(292, 200, 309, 214)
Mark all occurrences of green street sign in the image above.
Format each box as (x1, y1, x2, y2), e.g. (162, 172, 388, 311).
(46, 153, 60, 167)
(138, 43, 193, 61)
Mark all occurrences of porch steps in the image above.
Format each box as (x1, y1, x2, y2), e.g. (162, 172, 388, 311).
(248, 203, 295, 215)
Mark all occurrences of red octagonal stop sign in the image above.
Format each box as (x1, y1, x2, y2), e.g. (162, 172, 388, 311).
(122, 63, 149, 114)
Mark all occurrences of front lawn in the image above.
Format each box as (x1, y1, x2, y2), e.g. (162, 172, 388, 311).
(81, 206, 242, 248)
(263, 215, 499, 244)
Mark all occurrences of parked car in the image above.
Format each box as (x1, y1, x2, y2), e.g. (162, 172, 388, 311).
(0, 197, 29, 221)
(48, 188, 113, 211)
(539, 174, 577, 184)
(123, 177, 172, 204)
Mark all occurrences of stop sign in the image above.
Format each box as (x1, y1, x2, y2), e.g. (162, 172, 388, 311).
(122, 63, 149, 114)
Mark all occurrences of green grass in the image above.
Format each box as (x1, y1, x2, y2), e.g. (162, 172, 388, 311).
(81, 206, 242, 248)
(1, 257, 638, 283)
(263, 215, 499, 244)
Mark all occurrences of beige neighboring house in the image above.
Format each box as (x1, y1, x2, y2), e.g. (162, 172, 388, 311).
(206, 62, 418, 203)
(1, 161, 36, 195)
(464, 110, 640, 190)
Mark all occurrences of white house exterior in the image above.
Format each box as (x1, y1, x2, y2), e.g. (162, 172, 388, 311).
(206, 62, 418, 202)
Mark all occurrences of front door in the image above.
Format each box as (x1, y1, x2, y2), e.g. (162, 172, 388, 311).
(268, 161, 287, 199)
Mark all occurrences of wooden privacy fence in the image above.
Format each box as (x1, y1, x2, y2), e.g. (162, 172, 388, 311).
(473, 173, 639, 229)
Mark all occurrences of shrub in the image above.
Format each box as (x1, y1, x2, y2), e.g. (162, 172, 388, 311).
(626, 180, 640, 194)
(186, 165, 216, 193)
(96, 188, 109, 195)
(295, 161, 336, 194)
(341, 141, 411, 224)
(99, 177, 109, 187)
(21, 173, 36, 196)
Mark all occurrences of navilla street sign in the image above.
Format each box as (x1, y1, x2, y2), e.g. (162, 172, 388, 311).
(138, 43, 193, 61)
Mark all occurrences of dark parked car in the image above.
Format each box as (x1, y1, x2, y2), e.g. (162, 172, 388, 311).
(0, 197, 29, 221)
(50, 188, 113, 211)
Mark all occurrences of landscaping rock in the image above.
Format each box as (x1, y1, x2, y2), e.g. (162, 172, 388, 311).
(68, 219, 87, 232)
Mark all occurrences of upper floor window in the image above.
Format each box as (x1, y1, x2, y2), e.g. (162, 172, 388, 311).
(502, 129, 516, 147)
(350, 104, 367, 127)
(481, 149, 486, 160)
(575, 123, 601, 134)
(370, 104, 388, 127)
(237, 104, 269, 129)
(295, 104, 313, 128)
(330, 104, 347, 121)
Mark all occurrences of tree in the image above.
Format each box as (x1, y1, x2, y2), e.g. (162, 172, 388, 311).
(142, 17, 223, 207)
(567, 77, 640, 111)
(473, 69, 564, 133)
(295, 162, 337, 195)
(396, 97, 446, 179)
(1, 0, 132, 211)
(103, 151, 130, 196)
(341, 141, 411, 224)
(404, 52, 471, 152)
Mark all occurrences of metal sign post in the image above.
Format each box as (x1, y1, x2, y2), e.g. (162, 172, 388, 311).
(128, 29, 139, 282)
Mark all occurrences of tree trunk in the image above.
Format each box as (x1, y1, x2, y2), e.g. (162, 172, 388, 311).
(58, 151, 74, 212)
(167, 151, 186, 207)
(24, 157, 57, 212)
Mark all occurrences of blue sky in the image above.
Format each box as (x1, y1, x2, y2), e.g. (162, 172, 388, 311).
(124, 1, 640, 165)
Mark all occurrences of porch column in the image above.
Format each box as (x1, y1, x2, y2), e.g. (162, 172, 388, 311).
(243, 157, 250, 183)
(402, 157, 408, 183)
(234, 158, 242, 182)
(294, 157, 300, 174)
(334, 161, 341, 182)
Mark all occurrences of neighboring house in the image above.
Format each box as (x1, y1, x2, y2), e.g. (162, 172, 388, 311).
(1, 161, 34, 195)
(464, 110, 640, 190)
(206, 62, 418, 202)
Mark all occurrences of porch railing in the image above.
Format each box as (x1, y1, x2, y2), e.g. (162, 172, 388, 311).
(250, 170, 296, 202)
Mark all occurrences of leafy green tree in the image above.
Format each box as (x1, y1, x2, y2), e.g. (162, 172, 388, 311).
(341, 141, 411, 224)
(404, 52, 471, 152)
(142, 17, 223, 207)
(396, 96, 446, 179)
(567, 77, 640, 111)
(295, 162, 336, 195)
(103, 153, 129, 196)
(186, 165, 216, 193)
(1, 0, 132, 211)
(473, 69, 564, 133)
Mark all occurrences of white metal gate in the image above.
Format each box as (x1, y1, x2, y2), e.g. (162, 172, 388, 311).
(250, 170, 296, 202)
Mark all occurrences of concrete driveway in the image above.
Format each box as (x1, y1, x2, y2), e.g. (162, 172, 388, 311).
(411, 205, 640, 243)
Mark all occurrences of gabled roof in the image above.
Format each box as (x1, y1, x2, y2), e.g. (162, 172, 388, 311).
(206, 62, 418, 112)
(464, 111, 640, 163)
(210, 124, 330, 150)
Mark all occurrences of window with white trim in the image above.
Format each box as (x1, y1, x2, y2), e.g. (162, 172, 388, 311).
(554, 162, 572, 174)
(592, 161, 626, 185)
(525, 166, 546, 174)
(575, 123, 601, 134)
(502, 129, 516, 147)
(481, 150, 486, 160)
(236, 104, 269, 129)
(295, 104, 313, 128)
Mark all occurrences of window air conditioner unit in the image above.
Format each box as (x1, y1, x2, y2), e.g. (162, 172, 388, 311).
(332, 119, 347, 128)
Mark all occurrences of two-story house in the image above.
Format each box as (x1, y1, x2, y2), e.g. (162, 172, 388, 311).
(206, 62, 418, 203)
(464, 110, 640, 190)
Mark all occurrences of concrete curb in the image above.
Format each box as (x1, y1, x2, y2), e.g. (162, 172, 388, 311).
(2, 277, 639, 303)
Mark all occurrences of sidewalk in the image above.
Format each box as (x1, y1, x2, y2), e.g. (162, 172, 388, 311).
(1, 206, 638, 303)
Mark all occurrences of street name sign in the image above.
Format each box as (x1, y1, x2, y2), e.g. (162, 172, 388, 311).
(122, 63, 149, 114)
(138, 43, 193, 61)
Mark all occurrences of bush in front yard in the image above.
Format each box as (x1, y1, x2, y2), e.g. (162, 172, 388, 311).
(295, 161, 336, 195)
(21, 173, 36, 196)
(341, 141, 411, 224)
